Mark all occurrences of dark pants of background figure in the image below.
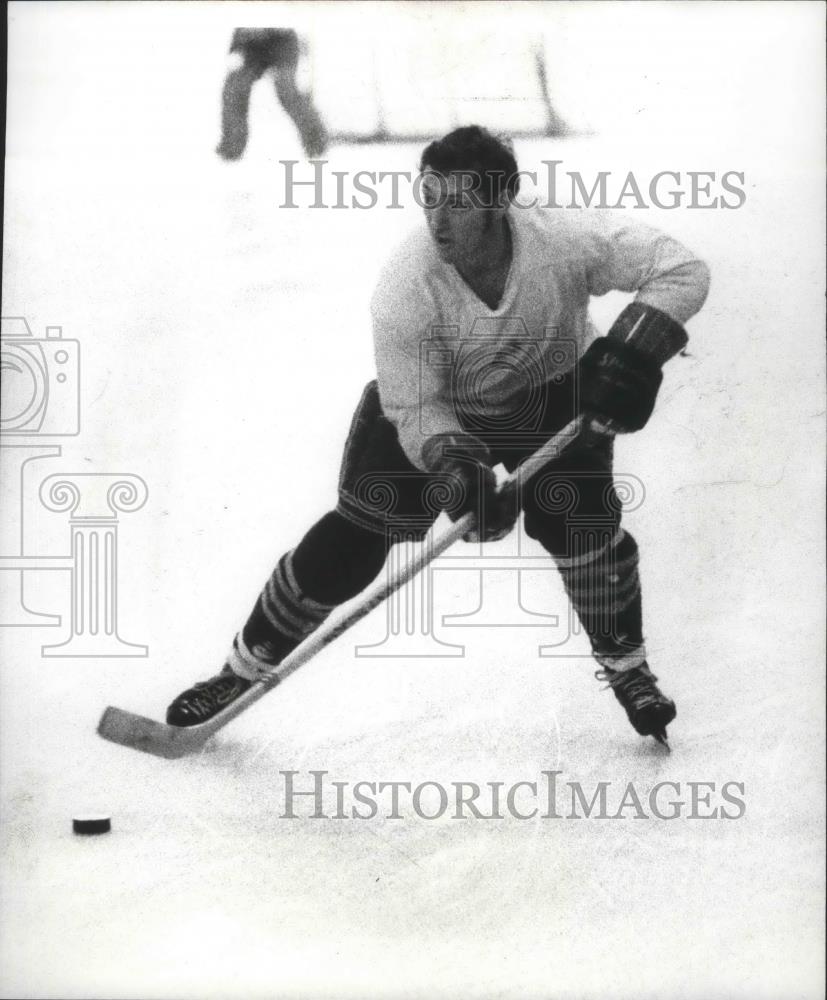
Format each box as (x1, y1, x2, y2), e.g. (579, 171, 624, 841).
(238, 371, 647, 672)
(217, 28, 328, 160)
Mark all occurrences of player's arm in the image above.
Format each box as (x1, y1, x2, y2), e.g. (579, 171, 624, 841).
(577, 215, 711, 432)
(371, 284, 462, 471)
(372, 286, 515, 540)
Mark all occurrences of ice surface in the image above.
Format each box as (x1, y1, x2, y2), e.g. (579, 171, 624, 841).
(1, 4, 825, 999)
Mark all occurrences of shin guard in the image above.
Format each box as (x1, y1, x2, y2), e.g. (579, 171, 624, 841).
(555, 529, 647, 670)
(230, 551, 338, 679)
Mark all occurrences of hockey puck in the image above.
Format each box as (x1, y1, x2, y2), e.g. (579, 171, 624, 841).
(72, 815, 111, 836)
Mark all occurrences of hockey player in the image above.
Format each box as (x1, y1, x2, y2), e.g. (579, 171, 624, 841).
(168, 126, 710, 743)
(216, 28, 328, 160)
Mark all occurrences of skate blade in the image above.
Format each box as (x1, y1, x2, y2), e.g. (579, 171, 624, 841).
(652, 730, 671, 751)
(97, 706, 213, 759)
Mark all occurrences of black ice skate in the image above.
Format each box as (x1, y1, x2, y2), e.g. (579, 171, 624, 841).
(595, 662, 676, 748)
(166, 664, 253, 727)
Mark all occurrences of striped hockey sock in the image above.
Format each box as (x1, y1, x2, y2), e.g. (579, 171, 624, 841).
(228, 551, 337, 681)
(555, 529, 647, 672)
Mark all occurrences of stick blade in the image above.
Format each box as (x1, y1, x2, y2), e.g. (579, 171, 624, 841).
(97, 706, 210, 759)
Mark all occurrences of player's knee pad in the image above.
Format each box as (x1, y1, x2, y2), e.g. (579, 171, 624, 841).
(292, 510, 388, 605)
(522, 464, 621, 560)
(521, 508, 567, 554)
(241, 511, 388, 661)
(523, 508, 623, 561)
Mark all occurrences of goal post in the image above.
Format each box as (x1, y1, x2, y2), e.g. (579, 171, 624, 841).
(307, 22, 571, 144)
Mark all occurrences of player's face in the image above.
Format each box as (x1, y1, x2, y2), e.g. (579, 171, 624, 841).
(421, 171, 496, 264)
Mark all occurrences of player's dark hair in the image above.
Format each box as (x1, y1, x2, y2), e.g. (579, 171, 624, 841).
(419, 125, 520, 208)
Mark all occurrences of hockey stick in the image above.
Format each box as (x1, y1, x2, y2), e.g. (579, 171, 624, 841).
(97, 414, 591, 759)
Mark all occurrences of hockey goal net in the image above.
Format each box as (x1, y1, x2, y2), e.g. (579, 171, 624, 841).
(309, 19, 568, 143)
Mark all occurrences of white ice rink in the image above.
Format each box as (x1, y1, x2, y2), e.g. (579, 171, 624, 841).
(1, 4, 825, 998)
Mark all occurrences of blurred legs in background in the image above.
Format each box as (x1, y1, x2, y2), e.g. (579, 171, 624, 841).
(217, 28, 328, 160)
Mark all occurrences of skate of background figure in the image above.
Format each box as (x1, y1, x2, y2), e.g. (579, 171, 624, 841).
(217, 28, 328, 160)
(97, 416, 590, 760)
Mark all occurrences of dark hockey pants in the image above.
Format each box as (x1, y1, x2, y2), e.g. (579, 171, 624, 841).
(232, 380, 646, 675)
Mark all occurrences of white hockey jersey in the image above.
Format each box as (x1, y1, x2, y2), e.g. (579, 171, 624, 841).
(371, 206, 710, 469)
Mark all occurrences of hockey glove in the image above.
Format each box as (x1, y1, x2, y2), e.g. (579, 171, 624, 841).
(578, 303, 688, 433)
(421, 432, 517, 542)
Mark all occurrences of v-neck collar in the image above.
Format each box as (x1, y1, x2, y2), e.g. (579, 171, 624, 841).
(449, 213, 517, 314)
